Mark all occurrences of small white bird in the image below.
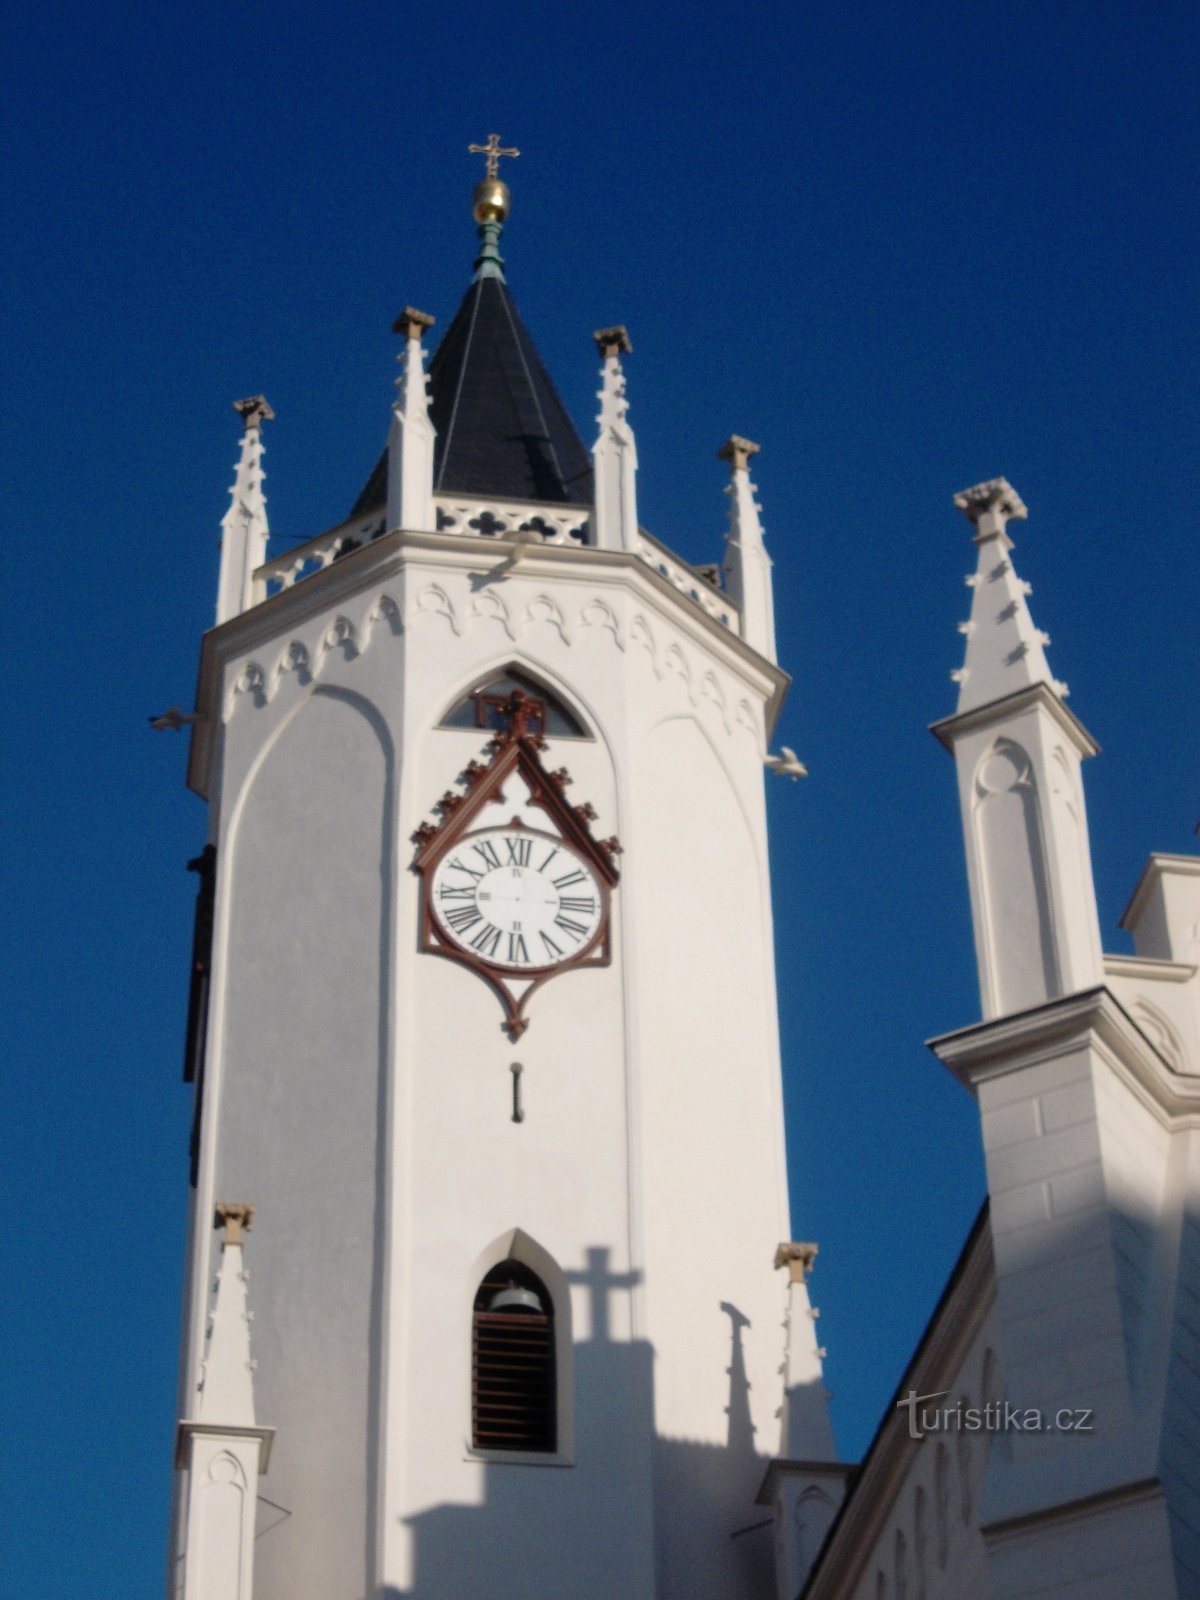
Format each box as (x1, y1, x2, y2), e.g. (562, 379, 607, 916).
(764, 746, 808, 779)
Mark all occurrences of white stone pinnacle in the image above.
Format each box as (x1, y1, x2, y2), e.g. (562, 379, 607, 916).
(197, 1222, 258, 1426)
(590, 326, 639, 552)
(216, 397, 273, 626)
(387, 308, 436, 534)
(951, 477, 1057, 715)
(720, 436, 776, 663)
(774, 1243, 835, 1459)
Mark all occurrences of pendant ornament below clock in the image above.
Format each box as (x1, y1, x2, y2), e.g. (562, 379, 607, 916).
(413, 691, 620, 1037)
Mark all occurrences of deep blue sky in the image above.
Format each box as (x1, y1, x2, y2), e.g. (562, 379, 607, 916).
(3, 1, 1197, 1592)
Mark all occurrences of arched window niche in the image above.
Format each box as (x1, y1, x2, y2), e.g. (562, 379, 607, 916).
(467, 1228, 574, 1465)
(438, 666, 591, 740)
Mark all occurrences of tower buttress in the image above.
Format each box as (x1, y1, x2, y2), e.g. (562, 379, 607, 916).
(386, 308, 436, 533)
(176, 1204, 273, 1600)
(932, 479, 1103, 1020)
(216, 399, 273, 626)
(590, 326, 639, 551)
(720, 436, 776, 663)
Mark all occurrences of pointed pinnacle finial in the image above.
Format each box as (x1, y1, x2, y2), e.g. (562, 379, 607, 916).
(954, 477, 1027, 538)
(392, 307, 435, 341)
(775, 1241, 819, 1282)
(593, 325, 632, 359)
(233, 396, 273, 432)
(214, 1202, 255, 1246)
(719, 435, 760, 474)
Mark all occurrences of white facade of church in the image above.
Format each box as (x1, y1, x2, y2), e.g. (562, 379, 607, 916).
(168, 175, 1198, 1600)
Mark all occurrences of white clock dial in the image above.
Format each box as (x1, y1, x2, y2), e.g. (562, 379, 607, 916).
(430, 826, 604, 970)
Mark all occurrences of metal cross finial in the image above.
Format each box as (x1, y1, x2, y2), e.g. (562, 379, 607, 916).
(469, 132, 520, 180)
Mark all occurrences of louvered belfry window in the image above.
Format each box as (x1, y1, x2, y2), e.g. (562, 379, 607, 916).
(472, 1260, 556, 1453)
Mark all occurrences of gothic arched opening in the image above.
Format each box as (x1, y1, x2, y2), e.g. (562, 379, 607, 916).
(471, 1258, 557, 1452)
(439, 666, 590, 739)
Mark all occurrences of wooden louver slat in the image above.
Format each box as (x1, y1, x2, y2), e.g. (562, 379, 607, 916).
(472, 1262, 557, 1452)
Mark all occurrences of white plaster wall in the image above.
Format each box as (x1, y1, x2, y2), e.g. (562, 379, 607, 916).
(378, 558, 787, 1598)
(977, 1045, 1138, 1469)
(1092, 1061, 1170, 1393)
(204, 657, 397, 1600)
(631, 710, 787, 1597)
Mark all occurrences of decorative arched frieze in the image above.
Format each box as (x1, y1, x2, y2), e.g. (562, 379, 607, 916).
(467, 588, 516, 639)
(367, 592, 403, 639)
(522, 593, 570, 644)
(318, 615, 360, 670)
(579, 597, 623, 648)
(412, 582, 460, 634)
(226, 661, 267, 718)
(629, 612, 658, 668)
(271, 639, 312, 698)
(662, 640, 692, 692)
(699, 670, 730, 731)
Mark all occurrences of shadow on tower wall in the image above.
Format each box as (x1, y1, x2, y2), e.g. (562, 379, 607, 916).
(380, 1250, 775, 1599)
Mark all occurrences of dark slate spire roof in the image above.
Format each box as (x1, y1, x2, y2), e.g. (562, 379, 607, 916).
(350, 271, 594, 517)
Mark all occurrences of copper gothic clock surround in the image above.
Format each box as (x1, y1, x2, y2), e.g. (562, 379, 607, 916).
(412, 690, 621, 1037)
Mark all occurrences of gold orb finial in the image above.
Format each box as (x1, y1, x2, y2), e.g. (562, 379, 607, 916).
(472, 177, 510, 224)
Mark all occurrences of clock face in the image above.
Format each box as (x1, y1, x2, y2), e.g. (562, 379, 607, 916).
(429, 826, 604, 971)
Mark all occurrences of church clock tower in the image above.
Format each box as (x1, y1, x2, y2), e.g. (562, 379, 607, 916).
(170, 147, 833, 1599)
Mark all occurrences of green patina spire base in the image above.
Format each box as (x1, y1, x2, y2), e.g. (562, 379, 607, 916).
(473, 218, 507, 283)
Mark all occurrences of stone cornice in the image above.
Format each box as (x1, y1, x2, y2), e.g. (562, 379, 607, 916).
(175, 1419, 275, 1472)
(928, 986, 1200, 1123)
(187, 528, 790, 797)
(801, 1207, 994, 1598)
(1120, 851, 1200, 932)
(1104, 953, 1197, 985)
(981, 1473, 1163, 1544)
(929, 681, 1099, 759)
